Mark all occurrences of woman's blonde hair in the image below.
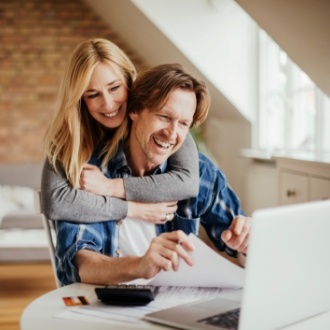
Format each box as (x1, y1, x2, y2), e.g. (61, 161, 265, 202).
(44, 38, 137, 188)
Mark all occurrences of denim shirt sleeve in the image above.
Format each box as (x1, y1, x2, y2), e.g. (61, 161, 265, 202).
(199, 153, 244, 256)
(54, 220, 117, 285)
(176, 152, 245, 258)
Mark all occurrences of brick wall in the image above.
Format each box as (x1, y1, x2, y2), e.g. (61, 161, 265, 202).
(0, 0, 147, 163)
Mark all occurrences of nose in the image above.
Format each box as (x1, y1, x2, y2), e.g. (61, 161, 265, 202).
(103, 94, 115, 111)
(164, 122, 178, 140)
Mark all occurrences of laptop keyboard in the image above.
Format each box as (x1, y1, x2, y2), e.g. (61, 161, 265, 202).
(198, 308, 240, 329)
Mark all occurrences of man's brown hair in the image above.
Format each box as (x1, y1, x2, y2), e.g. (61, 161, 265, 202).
(128, 63, 210, 128)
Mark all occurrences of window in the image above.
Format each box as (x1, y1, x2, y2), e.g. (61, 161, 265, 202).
(257, 30, 330, 154)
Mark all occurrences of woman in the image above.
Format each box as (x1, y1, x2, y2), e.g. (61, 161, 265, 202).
(41, 38, 201, 224)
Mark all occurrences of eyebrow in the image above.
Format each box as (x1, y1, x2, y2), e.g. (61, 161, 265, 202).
(84, 80, 122, 93)
(158, 108, 193, 124)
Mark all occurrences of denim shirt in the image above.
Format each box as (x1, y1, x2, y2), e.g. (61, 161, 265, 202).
(55, 143, 244, 285)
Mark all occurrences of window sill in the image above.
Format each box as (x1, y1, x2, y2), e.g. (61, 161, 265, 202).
(240, 149, 330, 165)
(240, 149, 275, 164)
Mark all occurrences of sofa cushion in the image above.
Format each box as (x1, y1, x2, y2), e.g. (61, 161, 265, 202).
(0, 184, 36, 227)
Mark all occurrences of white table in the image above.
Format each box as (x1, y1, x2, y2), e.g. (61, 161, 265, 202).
(20, 282, 166, 330)
(21, 283, 330, 330)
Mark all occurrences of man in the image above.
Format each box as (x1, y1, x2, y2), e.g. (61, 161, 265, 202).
(55, 64, 251, 286)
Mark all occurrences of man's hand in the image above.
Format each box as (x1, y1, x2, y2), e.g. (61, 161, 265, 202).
(221, 215, 251, 254)
(75, 231, 196, 285)
(137, 230, 195, 279)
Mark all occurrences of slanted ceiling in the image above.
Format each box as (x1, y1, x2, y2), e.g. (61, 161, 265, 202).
(236, 0, 330, 98)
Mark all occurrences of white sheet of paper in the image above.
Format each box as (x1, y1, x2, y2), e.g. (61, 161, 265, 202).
(148, 234, 245, 288)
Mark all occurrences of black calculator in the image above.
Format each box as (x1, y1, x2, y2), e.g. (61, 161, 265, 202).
(95, 284, 155, 306)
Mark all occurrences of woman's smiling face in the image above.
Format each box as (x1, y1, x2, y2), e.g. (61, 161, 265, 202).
(82, 62, 128, 129)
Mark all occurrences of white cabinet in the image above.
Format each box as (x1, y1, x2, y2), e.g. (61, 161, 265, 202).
(279, 171, 308, 205)
(242, 160, 278, 215)
(310, 176, 330, 201)
(277, 157, 330, 205)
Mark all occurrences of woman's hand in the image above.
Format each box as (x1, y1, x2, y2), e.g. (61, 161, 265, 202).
(80, 164, 125, 198)
(127, 200, 178, 224)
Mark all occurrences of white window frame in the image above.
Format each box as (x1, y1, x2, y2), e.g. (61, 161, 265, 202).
(257, 29, 330, 155)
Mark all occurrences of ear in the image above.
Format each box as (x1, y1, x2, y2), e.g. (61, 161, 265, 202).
(129, 111, 138, 121)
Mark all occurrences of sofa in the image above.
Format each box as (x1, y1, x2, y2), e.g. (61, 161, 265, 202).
(0, 162, 43, 229)
(0, 162, 50, 261)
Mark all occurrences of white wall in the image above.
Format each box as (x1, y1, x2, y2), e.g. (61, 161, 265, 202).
(202, 117, 251, 209)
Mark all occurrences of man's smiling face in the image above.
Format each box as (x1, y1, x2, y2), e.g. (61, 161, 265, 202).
(128, 88, 196, 174)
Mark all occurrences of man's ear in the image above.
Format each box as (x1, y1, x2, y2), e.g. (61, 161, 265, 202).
(128, 111, 138, 121)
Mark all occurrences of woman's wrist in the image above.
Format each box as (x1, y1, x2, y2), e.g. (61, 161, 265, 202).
(107, 178, 126, 198)
(127, 201, 136, 218)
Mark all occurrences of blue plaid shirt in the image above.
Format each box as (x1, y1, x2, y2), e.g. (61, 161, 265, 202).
(55, 143, 245, 285)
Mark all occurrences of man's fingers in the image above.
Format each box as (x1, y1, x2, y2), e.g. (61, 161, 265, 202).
(231, 215, 248, 235)
(221, 216, 251, 251)
(238, 233, 249, 253)
(174, 242, 194, 267)
(151, 232, 195, 271)
(231, 232, 249, 250)
(221, 230, 232, 243)
(165, 243, 194, 270)
(160, 231, 195, 250)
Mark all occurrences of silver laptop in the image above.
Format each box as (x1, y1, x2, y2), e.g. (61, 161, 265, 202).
(144, 200, 330, 330)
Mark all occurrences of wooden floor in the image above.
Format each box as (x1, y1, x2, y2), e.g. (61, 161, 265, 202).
(0, 262, 56, 330)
